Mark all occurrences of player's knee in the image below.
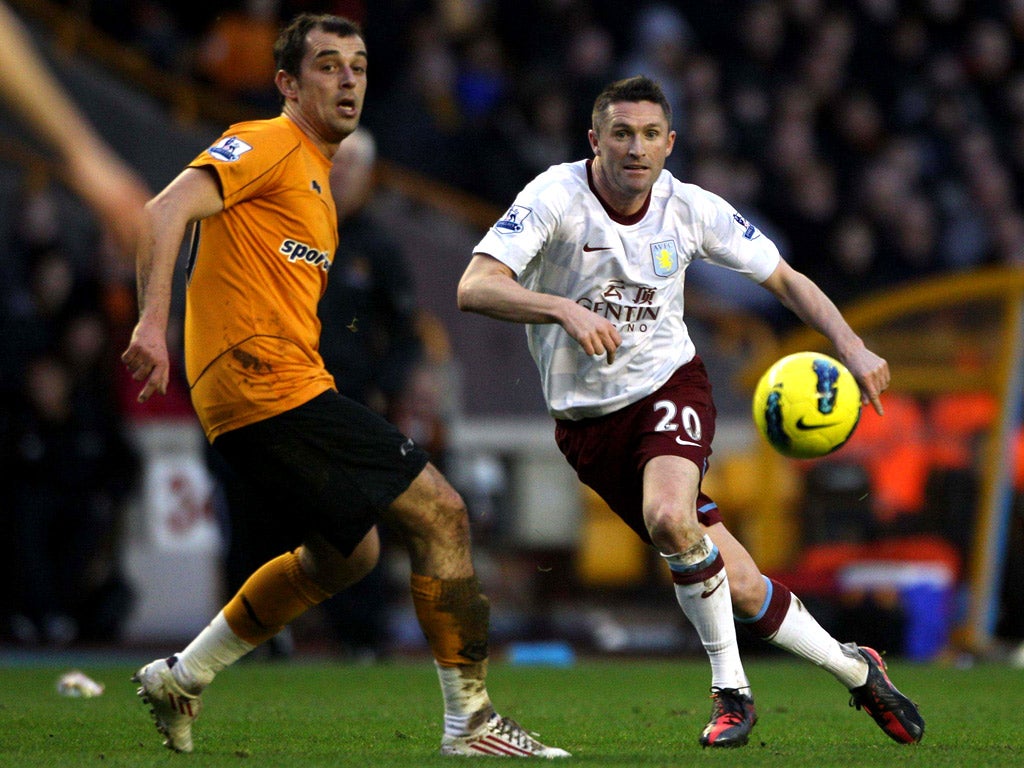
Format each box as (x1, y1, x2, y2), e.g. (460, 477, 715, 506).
(348, 533, 381, 580)
(430, 485, 471, 540)
(300, 530, 380, 595)
(645, 501, 701, 552)
(395, 464, 470, 538)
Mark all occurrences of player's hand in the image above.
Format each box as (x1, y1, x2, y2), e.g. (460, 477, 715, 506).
(843, 347, 889, 416)
(561, 300, 621, 364)
(121, 319, 170, 403)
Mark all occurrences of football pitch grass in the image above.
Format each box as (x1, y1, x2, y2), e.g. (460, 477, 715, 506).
(0, 653, 1015, 767)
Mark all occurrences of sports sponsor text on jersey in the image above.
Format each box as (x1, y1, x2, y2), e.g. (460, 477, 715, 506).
(576, 279, 661, 329)
(280, 238, 332, 272)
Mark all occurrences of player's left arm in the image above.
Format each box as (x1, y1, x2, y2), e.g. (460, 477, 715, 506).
(760, 258, 889, 415)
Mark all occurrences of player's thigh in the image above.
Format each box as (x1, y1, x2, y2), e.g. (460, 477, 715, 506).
(642, 454, 702, 510)
(642, 454, 703, 547)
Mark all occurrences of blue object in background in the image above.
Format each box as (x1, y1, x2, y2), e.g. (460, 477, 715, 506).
(507, 641, 575, 667)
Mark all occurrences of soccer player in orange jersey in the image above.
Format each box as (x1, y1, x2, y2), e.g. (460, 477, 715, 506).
(121, 13, 567, 758)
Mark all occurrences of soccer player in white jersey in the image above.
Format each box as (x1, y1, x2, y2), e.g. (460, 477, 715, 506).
(458, 75, 924, 749)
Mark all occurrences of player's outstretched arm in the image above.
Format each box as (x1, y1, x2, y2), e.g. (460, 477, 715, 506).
(759, 259, 889, 414)
(458, 252, 621, 364)
(121, 168, 224, 403)
(0, 2, 151, 253)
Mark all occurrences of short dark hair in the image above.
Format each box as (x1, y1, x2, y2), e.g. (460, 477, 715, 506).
(273, 13, 364, 77)
(592, 76, 672, 133)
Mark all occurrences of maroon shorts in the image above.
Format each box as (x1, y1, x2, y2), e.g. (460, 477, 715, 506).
(554, 356, 722, 544)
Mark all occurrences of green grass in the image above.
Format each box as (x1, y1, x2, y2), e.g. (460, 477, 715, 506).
(0, 654, 1014, 767)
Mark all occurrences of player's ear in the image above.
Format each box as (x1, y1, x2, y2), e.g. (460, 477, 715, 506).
(275, 69, 298, 100)
(588, 129, 599, 155)
(665, 129, 676, 157)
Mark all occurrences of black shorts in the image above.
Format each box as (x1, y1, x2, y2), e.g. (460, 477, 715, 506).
(554, 356, 723, 544)
(212, 390, 430, 557)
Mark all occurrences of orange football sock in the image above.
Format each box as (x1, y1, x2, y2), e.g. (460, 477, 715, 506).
(411, 574, 490, 667)
(223, 550, 332, 646)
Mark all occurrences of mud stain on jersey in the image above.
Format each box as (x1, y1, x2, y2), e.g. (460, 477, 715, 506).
(232, 348, 273, 374)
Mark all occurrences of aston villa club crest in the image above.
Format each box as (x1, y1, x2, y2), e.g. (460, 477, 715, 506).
(650, 240, 679, 277)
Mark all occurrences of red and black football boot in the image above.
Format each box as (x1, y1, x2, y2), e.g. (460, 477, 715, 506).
(699, 687, 757, 748)
(848, 646, 925, 744)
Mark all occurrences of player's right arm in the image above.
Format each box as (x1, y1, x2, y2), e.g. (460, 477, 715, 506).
(0, 3, 151, 254)
(121, 167, 224, 403)
(458, 252, 621, 364)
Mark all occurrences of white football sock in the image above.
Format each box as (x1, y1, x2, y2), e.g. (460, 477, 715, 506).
(172, 611, 256, 693)
(663, 535, 749, 692)
(436, 661, 492, 736)
(766, 589, 868, 688)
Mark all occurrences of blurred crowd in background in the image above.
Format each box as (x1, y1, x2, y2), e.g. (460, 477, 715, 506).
(68, 0, 1024, 317)
(1, 0, 1023, 651)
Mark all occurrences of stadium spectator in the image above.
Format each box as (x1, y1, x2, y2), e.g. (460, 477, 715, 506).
(617, 3, 691, 178)
(3, 351, 138, 645)
(122, 13, 567, 757)
(52, 0, 1024, 310)
(458, 75, 924, 749)
(0, 174, 141, 649)
(193, 0, 280, 110)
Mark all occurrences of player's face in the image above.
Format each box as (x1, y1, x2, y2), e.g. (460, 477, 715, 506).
(278, 29, 367, 151)
(589, 101, 675, 212)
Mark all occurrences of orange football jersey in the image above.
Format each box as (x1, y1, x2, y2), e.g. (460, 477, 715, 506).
(184, 115, 338, 441)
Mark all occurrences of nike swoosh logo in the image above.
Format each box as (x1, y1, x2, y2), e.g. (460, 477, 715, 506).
(675, 436, 701, 447)
(700, 577, 725, 599)
(583, 243, 613, 252)
(795, 416, 842, 431)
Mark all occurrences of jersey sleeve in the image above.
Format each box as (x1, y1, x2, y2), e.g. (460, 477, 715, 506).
(471, 170, 565, 277)
(693, 186, 781, 282)
(189, 122, 297, 209)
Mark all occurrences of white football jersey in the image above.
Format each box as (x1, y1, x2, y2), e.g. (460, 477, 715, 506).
(473, 159, 781, 420)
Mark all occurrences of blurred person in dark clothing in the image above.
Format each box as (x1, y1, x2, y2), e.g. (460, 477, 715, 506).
(0, 246, 76, 397)
(319, 127, 422, 418)
(321, 126, 424, 659)
(2, 352, 138, 644)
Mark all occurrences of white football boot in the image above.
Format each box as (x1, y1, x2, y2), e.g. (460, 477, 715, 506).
(132, 657, 202, 753)
(440, 708, 570, 758)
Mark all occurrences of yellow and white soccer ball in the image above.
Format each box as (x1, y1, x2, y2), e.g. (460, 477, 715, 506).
(751, 351, 862, 459)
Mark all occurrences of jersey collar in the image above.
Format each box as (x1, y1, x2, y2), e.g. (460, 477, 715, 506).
(585, 158, 652, 226)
